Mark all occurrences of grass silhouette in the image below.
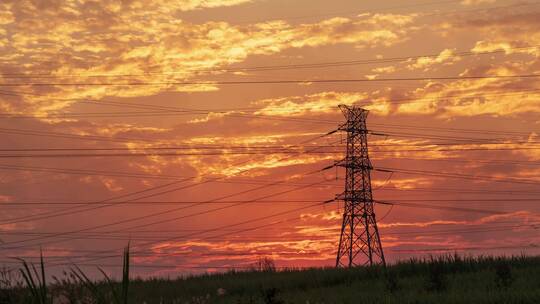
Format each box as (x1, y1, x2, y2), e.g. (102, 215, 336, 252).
(2, 253, 540, 303)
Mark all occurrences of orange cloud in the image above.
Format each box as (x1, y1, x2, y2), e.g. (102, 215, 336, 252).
(407, 49, 461, 71)
(460, 0, 496, 5)
(0, 6, 416, 116)
(254, 92, 368, 117)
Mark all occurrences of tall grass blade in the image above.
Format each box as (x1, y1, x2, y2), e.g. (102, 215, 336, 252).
(122, 242, 130, 304)
(39, 249, 47, 303)
(70, 264, 107, 304)
(16, 255, 48, 304)
(98, 266, 120, 303)
(17, 259, 38, 299)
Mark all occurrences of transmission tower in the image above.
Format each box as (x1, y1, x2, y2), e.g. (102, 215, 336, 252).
(335, 105, 386, 268)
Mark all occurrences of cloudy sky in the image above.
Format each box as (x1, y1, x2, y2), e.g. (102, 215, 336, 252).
(0, 0, 539, 276)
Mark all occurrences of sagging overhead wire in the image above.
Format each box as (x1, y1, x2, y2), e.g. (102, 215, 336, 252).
(1, 74, 540, 87)
(0, 134, 340, 249)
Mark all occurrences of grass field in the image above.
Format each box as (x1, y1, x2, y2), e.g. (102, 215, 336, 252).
(2, 254, 540, 303)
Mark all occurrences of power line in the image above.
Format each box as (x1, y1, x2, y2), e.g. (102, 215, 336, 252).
(0, 199, 332, 206)
(386, 224, 540, 237)
(33, 203, 327, 267)
(391, 244, 539, 253)
(372, 156, 540, 167)
(370, 129, 530, 143)
(2, 197, 539, 207)
(0, 133, 337, 247)
(2, 139, 540, 153)
(0, 144, 340, 152)
(377, 200, 516, 215)
(0, 151, 342, 158)
(0, 178, 328, 249)
(0, 132, 335, 225)
(0, 163, 343, 186)
(2, 45, 538, 79)
(3, 89, 540, 124)
(1, 224, 537, 245)
(3, 222, 538, 266)
(1, 74, 540, 86)
(3, 146, 540, 158)
(377, 186, 540, 196)
(2, 217, 536, 264)
(369, 120, 534, 137)
(376, 167, 540, 186)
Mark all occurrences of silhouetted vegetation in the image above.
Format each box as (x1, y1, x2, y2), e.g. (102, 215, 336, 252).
(2, 254, 540, 303)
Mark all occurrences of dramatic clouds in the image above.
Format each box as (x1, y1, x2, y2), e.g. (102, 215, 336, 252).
(0, 1, 416, 114)
(1, 0, 540, 276)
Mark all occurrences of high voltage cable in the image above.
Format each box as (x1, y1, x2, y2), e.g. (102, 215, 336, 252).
(0, 111, 338, 125)
(3, 89, 540, 126)
(1, 140, 536, 228)
(0, 126, 336, 146)
(0, 251, 321, 262)
(386, 224, 540, 237)
(1, 111, 536, 266)
(1, 218, 529, 259)
(377, 187, 540, 196)
(0, 133, 337, 245)
(1, 228, 535, 260)
(376, 167, 540, 186)
(1, 87, 535, 141)
(0, 199, 329, 206)
(377, 200, 520, 214)
(0, 124, 534, 146)
(0, 144, 341, 152)
(0, 90, 340, 124)
(2, 140, 540, 152)
(0, 151, 342, 158)
(1, 74, 540, 86)
(4, 88, 540, 119)
(3, 223, 538, 265)
(6, 202, 326, 266)
(0, 164, 327, 226)
(5, 251, 319, 259)
(53, 196, 529, 257)
(363, 89, 540, 109)
(3, 218, 536, 260)
(230, 0, 523, 25)
(0, 142, 537, 153)
(0, 260, 300, 270)
(50, 209, 321, 266)
(369, 120, 534, 137)
(1, 220, 534, 240)
(0, 179, 328, 249)
(1, 198, 539, 207)
(0, 127, 158, 144)
(0, 163, 343, 185)
(0, 133, 334, 225)
(373, 156, 540, 167)
(0, 225, 535, 244)
(0, 109, 339, 124)
(2, 146, 538, 158)
(391, 244, 540, 253)
(374, 147, 540, 153)
(370, 130, 526, 142)
(0, 225, 532, 243)
(1, 46, 538, 78)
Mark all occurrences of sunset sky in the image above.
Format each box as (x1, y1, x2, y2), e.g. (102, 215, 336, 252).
(0, 0, 540, 277)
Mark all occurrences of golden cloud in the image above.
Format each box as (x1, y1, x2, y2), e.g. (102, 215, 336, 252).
(254, 92, 368, 117)
(0, 6, 416, 115)
(407, 49, 461, 71)
(460, 0, 496, 5)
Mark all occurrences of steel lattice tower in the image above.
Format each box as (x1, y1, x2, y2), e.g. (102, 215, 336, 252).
(335, 105, 386, 268)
